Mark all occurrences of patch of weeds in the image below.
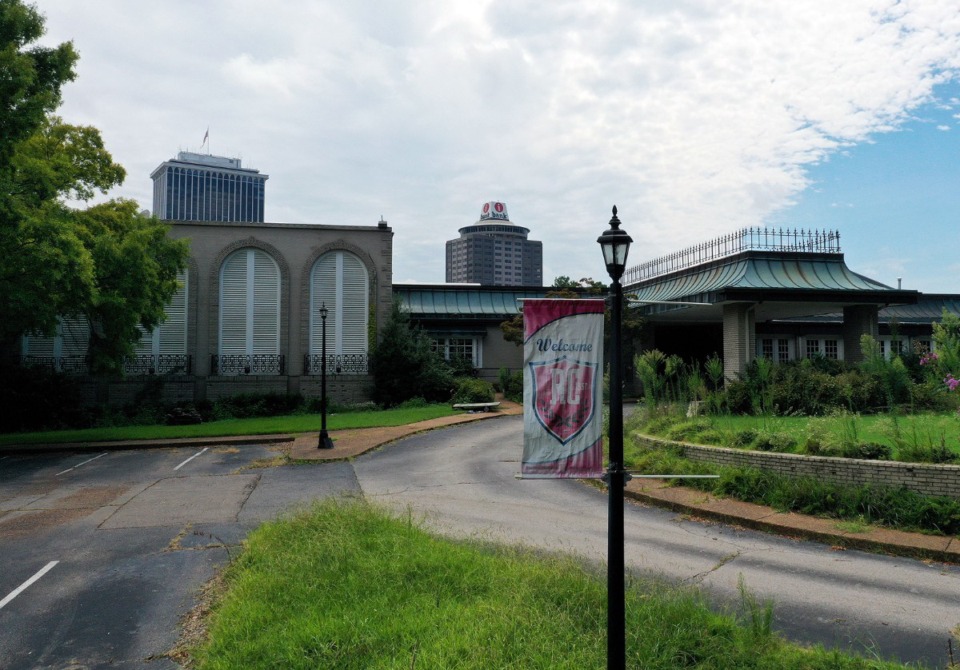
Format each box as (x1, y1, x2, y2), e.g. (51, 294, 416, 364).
(729, 429, 757, 448)
(737, 574, 774, 642)
(244, 453, 291, 469)
(664, 419, 713, 442)
(834, 516, 871, 534)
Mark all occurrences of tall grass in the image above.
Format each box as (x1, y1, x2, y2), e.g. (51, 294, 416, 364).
(192, 499, 913, 669)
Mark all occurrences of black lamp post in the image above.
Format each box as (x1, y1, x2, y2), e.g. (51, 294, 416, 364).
(597, 205, 633, 670)
(317, 302, 334, 450)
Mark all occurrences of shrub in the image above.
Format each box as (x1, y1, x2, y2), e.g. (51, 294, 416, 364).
(0, 362, 87, 432)
(840, 441, 892, 461)
(370, 300, 455, 407)
(752, 431, 797, 453)
(729, 429, 757, 447)
(498, 367, 523, 403)
(213, 392, 304, 419)
(452, 377, 495, 404)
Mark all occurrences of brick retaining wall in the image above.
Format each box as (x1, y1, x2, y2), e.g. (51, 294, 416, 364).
(634, 434, 960, 499)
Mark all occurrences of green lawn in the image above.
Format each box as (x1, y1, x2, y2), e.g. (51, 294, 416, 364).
(0, 405, 461, 447)
(189, 499, 915, 669)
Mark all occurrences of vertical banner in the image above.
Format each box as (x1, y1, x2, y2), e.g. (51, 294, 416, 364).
(521, 299, 605, 478)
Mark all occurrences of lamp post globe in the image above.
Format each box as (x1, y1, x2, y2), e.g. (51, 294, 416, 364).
(318, 302, 334, 450)
(599, 205, 632, 669)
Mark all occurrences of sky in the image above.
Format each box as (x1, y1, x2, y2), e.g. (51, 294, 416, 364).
(36, 0, 960, 292)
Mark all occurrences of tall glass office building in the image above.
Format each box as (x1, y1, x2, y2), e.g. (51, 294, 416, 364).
(151, 152, 268, 222)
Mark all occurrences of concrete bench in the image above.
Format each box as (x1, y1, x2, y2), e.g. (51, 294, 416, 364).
(452, 401, 501, 412)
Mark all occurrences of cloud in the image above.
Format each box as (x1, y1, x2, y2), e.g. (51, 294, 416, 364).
(37, 0, 960, 283)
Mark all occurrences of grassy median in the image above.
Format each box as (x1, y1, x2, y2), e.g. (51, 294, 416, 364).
(0, 404, 460, 447)
(189, 499, 914, 669)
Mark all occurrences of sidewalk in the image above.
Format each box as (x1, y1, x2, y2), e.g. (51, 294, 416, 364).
(5, 401, 957, 563)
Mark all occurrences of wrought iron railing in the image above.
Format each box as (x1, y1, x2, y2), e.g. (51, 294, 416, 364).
(303, 353, 369, 375)
(211, 354, 285, 375)
(18, 355, 90, 374)
(123, 355, 192, 376)
(623, 227, 841, 285)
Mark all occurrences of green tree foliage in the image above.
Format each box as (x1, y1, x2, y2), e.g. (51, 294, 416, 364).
(370, 300, 454, 407)
(0, 1, 188, 373)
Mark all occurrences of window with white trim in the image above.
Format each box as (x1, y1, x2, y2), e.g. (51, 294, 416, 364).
(757, 337, 792, 363)
(803, 337, 843, 360)
(219, 248, 281, 358)
(310, 251, 369, 357)
(431, 337, 481, 367)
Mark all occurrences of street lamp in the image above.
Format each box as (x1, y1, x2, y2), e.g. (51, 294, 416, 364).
(597, 205, 632, 670)
(317, 302, 334, 450)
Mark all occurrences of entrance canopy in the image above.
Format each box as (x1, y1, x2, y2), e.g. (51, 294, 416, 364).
(623, 228, 918, 377)
(625, 228, 917, 322)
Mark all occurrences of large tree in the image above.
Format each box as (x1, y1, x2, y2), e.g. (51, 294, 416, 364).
(0, 1, 188, 373)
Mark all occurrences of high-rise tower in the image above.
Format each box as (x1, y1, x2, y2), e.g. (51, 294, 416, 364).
(445, 202, 543, 286)
(151, 152, 268, 222)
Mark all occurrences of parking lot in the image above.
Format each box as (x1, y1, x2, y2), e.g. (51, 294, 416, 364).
(0, 446, 358, 669)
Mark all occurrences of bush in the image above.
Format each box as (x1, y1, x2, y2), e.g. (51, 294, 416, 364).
(0, 362, 87, 432)
(451, 378, 495, 404)
(213, 392, 304, 419)
(752, 431, 797, 453)
(370, 300, 455, 407)
(498, 367, 523, 403)
(840, 441, 892, 461)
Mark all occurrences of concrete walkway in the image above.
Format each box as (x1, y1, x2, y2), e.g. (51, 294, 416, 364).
(5, 401, 958, 563)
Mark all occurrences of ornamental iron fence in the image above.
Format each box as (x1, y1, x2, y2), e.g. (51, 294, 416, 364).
(623, 227, 841, 285)
(123, 355, 192, 376)
(211, 354, 285, 375)
(304, 353, 369, 375)
(18, 355, 90, 375)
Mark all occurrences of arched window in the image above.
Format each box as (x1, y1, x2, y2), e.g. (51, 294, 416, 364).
(310, 251, 369, 365)
(218, 248, 281, 374)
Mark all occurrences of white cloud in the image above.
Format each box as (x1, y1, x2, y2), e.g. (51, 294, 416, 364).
(37, 0, 960, 283)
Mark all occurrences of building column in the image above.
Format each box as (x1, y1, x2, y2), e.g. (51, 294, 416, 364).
(722, 303, 755, 382)
(842, 305, 879, 365)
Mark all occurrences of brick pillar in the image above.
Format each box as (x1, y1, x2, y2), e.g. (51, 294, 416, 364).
(843, 305, 879, 364)
(723, 303, 755, 382)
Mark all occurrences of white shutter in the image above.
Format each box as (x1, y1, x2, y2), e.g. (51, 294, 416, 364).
(22, 331, 56, 357)
(252, 250, 280, 354)
(158, 270, 188, 355)
(340, 252, 368, 355)
(220, 251, 249, 355)
(311, 254, 338, 354)
(59, 316, 90, 357)
(133, 326, 153, 356)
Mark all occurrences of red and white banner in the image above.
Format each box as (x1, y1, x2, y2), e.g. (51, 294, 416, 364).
(521, 299, 605, 478)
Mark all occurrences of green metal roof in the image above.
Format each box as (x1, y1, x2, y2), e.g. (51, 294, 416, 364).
(629, 251, 916, 307)
(395, 285, 549, 319)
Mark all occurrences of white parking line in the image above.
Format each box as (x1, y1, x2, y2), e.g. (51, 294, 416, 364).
(55, 452, 108, 476)
(0, 561, 59, 611)
(174, 447, 209, 471)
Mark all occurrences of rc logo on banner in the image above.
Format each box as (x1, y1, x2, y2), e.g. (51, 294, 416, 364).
(521, 299, 605, 478)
